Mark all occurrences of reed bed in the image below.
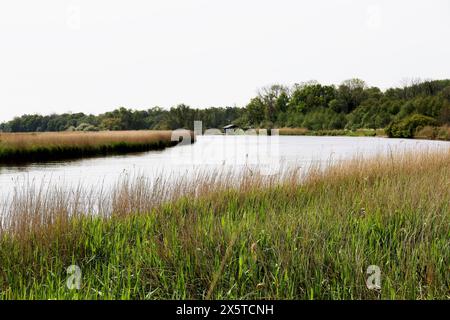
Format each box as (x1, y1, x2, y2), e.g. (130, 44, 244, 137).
(0, 131, 180, 163)
(278, 127, 386, 137)
(0, 149, 449, 299)
(415, 125, 450, 141)
(278, 127, 310, 135)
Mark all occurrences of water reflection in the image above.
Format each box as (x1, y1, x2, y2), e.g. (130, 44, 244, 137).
(0, 136, 448, 201)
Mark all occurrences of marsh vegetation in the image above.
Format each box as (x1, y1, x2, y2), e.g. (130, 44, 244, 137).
(0, 131, 179, 163)
(2, 79, 450, 141)
(0, 149, 448, 299)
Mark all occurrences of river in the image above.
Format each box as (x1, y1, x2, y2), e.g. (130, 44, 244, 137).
(0, 135, 448, 201)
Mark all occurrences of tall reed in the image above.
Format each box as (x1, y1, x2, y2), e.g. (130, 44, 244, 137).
(0, 131, 180, 163)
(0, 149, 449, 299)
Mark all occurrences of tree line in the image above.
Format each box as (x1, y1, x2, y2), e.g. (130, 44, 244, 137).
(1, 79, 449, 135)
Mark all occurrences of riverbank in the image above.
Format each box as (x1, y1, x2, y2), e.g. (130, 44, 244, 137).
(414, 125, 450, 141)
(277, 128, 386, 137)
(252, 128, 385, 137)
(0, 131, 184, 164)
(0, 149, 448, 299)
(277, 126, 450, 141)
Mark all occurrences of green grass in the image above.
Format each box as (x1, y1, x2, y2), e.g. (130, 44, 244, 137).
(0, 151, 449, 300)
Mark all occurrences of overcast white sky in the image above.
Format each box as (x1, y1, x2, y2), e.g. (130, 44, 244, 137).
(0, 0, 449, 121)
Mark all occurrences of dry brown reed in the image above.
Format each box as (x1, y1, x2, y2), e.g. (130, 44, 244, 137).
(1, 147, 449, 240)
(0, 131, 174, 150)
(278, 127, 309, 135)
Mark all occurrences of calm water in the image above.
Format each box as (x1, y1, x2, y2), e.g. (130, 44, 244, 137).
(0, 135, 449, 200)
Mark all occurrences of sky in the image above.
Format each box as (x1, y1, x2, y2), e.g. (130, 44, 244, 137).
(0, 0, 449, 122)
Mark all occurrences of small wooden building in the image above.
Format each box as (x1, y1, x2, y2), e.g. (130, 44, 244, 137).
(223, 124, 238, 132)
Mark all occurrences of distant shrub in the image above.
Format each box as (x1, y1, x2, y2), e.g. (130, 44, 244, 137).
(412, 125, 450, 141)
(355, 129, 377, 137)
(76, 123, 100, 132)
(278, 127, 309, 135)
(386, 114, 437, 138)
(436, 126, 450, 140)
(415, 126, 437, 140)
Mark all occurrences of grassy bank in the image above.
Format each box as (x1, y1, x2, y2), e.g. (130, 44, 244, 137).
(278, 126, 450, 141)
(415, 126, 450, 141)
(0, 131, 183, 164)
(0, 149, 449, 300)
(278, 128, 386, 137)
